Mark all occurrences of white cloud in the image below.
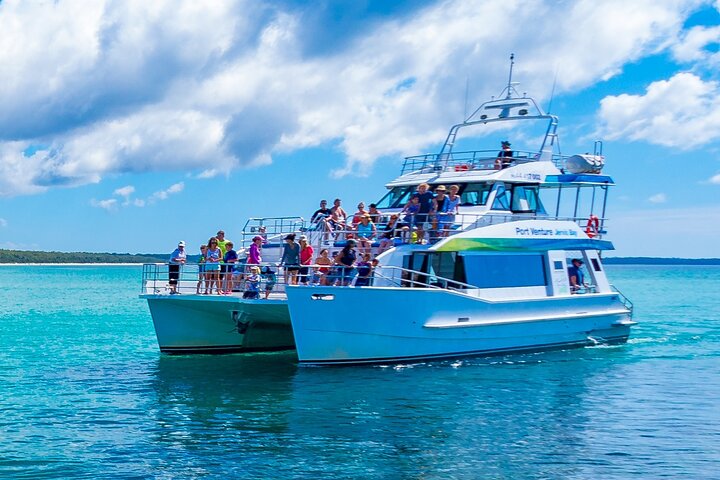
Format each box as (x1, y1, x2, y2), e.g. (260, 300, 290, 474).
(648, 193, 667, 204)
(114, 185, 135, 205)
(709, 173, 720, 184)
(90, 198, 118, 211)
(91, 181, 183, 209)
(596, 72, 720, 147)
(0, 218, 7, 227)
(0, 0, 704, 196)
(149, 182, 185, 203)
(671, 24, 720, 62)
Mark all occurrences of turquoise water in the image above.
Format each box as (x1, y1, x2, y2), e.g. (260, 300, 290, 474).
(1, 265, 718, 479)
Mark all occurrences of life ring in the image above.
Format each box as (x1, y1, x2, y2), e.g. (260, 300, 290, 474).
(454, 164, 469, 172)
(585, 215, 600, 238)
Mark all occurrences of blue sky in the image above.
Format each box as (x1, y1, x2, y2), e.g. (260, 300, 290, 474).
(1, 0, 720, 257)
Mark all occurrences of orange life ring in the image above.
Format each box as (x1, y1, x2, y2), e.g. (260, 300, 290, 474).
(585, 215, 600, 238)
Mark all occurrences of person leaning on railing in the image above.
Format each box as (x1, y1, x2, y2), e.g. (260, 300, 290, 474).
(377, 214, 403, 253)
(168, 240, 187, 294)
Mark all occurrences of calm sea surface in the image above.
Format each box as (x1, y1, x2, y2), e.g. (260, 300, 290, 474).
(0, 265, 718, 479)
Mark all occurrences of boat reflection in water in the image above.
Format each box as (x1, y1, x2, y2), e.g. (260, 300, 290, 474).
(147, 347, 633, 478)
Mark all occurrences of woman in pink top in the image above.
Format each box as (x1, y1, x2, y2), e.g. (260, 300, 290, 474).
(298, 235, 314, 285)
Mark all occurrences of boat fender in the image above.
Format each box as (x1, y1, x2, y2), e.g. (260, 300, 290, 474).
(585, 215, 600, 238)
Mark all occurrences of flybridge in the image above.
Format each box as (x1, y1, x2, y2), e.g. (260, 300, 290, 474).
(399, 54, 564, 176)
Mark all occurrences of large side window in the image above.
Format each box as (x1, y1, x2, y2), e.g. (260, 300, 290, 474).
(462, 254, 548, 288)
(459, 183, 492, 206)
(407, 252, 466, 288)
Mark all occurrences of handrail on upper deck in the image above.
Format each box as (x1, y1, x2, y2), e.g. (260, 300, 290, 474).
(400, 149, 569, 175)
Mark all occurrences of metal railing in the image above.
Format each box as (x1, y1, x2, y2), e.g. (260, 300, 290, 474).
(373, 265, 479, 292)
(239, 217, 306, 247)
(400, 149, 569, 175)
(141, 261, 384, 297)
(141, 262, 293, 297)
(611, 284, 634, 317)
(232, 211, 607, 257)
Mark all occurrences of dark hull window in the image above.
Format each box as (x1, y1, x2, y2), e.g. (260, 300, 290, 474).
(463, 254, 548, 288)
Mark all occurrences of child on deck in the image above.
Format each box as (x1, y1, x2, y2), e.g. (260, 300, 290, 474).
(222, 242, 238, 294)
(354, 253, 373, 287)
(400, 196, 420, 242)
(243, 266, 261, 299)
(196, 244, 207, 294)
(260, 266, 277, 299)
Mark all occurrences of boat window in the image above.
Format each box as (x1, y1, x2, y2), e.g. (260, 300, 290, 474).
(407, 252, 465, 288)
(459, 183, 492, 206)
(462, 254, 548, 288)
(591, 258, 602, 272)
(511, 185, 545, 214)
(375, 186, 414, 209)
(491, 184, 511, 210)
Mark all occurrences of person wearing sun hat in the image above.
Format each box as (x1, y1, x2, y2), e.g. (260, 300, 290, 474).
(337, 239, 357, 286)
(431, 185, 448, 241)
(168, 241, 187, 294)
(496, 140, 513, 169)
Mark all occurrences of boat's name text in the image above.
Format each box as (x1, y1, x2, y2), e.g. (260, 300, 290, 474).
(515, 227, 578, 237)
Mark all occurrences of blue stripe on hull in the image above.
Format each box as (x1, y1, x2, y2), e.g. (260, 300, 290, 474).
(298, 335, 629, 366)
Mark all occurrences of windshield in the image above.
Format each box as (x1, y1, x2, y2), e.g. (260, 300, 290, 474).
(375, 186, 414, 209)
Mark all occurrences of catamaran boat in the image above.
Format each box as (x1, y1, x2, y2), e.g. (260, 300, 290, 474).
(140, 55, 634, 359)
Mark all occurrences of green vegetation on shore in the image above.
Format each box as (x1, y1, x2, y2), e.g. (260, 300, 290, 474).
(0, 249, 167, 264)
(1, 249, 718, 265)
(602, 257, 720, 265)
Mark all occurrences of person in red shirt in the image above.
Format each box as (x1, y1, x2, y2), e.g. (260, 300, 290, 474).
(298, 235, 314, 285)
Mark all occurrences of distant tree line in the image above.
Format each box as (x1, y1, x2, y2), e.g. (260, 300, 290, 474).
(1, 249, 718, 265)
(603, 257, 720, 265)
(0, 249, 168, 264)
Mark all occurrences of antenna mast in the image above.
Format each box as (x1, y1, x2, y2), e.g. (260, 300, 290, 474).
(505, 53, 515, 99)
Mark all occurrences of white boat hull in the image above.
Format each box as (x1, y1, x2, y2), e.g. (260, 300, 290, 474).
(142, 295, 293, 354)
(286, 286, 633, 365)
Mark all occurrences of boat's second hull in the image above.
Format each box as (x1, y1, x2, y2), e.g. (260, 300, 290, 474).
(143, 295, 293, 354)
(286, 286, 633, 365)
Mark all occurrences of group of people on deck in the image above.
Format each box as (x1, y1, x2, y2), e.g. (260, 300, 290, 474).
(309, 182, 461, 250)
(168, 230, 274, 297)
(279, 233, 380, 288)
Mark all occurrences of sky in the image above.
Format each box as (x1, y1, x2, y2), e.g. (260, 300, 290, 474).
(1, 0, 720, 257)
